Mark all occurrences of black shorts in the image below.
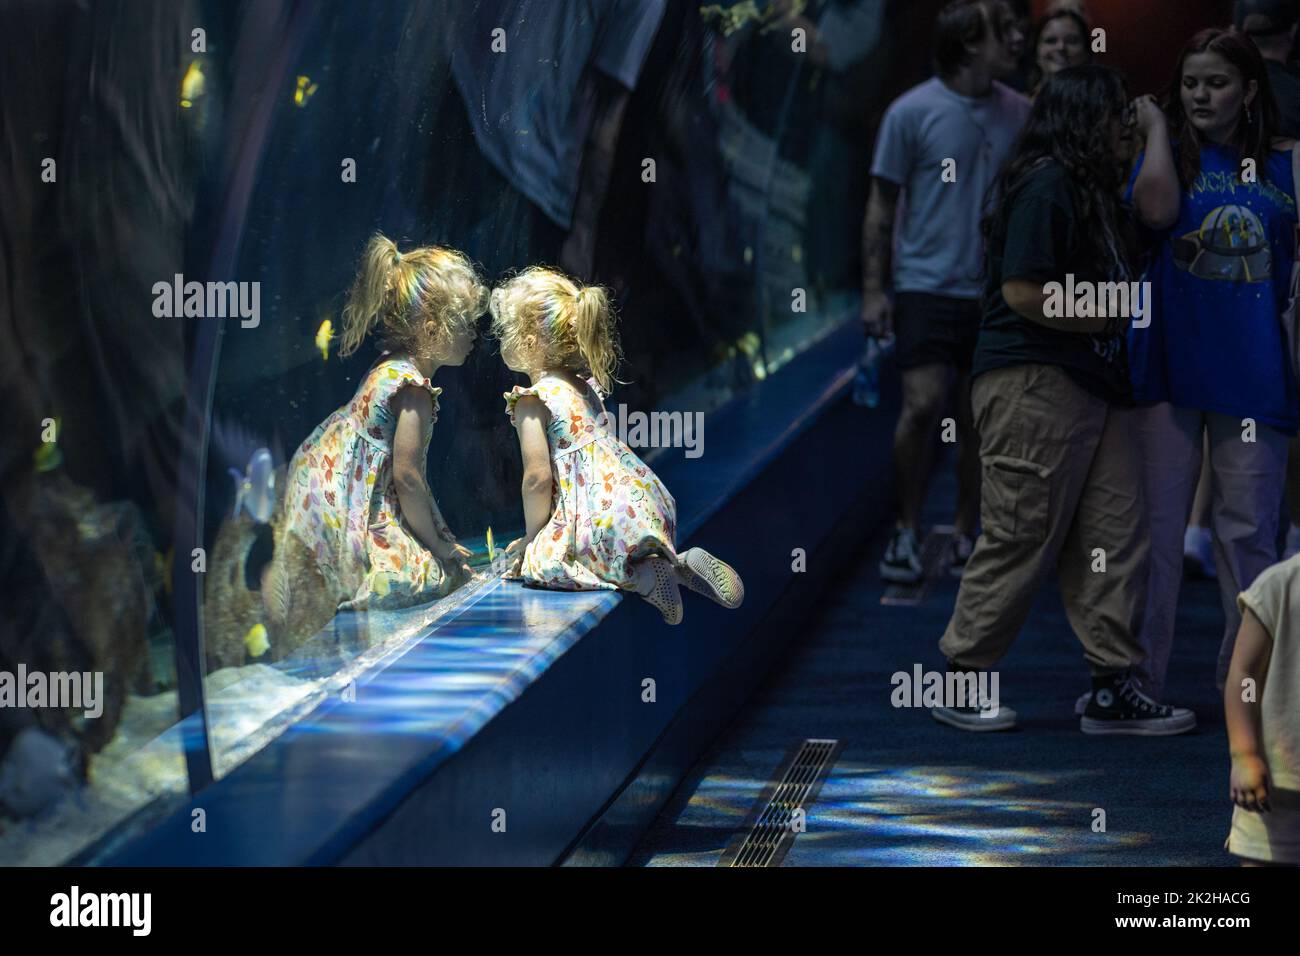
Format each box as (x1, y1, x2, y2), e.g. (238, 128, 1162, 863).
(893, 292, 981, 371)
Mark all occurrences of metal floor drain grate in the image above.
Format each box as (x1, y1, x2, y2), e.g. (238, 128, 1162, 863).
(719, 738, 843, 867)
(881, 525, 954, 607)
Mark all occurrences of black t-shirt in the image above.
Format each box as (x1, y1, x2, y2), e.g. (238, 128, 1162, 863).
(973, 161, 1131, 403)
(1269, 59, 1300, 140)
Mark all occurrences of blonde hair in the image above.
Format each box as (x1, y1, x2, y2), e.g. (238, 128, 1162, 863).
(488, 266, 623, 393)
(339, 233, 488, 359)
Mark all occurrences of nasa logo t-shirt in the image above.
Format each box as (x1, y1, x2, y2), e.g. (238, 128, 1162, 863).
(1127, 144, 1300, 432)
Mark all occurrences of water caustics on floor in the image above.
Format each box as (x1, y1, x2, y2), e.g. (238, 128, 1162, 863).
(633, 465, 1231, 868)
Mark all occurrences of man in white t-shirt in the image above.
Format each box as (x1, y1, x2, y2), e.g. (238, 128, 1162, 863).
(862, 0, 1030, 584)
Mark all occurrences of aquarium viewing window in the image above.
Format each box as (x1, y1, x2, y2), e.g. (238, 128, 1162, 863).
(1, 0, 888, 866)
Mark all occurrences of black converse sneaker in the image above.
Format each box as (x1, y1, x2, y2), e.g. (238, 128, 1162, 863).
(880, 528, 924, 584)
(930, 665, 1017, 731)
(1079, 672, 1196, 736)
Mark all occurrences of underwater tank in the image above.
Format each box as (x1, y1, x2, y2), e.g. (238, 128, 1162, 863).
(0, 0, 929, 864)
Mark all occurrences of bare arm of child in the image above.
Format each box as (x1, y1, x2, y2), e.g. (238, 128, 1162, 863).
(1224, 607, 1274, 813)
(504, 395, 554, 570)
(392, 386, 470, 564)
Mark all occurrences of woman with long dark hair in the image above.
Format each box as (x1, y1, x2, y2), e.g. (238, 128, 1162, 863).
(1128, 28, 1299, 704)
(933, 64, 1195, 735)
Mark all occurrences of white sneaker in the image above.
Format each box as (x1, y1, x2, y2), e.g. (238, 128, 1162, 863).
(880, 528, 924, 584)
(633, 557, 683, 625)
(674, 547, 744, 609)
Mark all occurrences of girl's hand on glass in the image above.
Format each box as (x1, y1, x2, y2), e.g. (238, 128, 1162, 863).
(1230, 754, 1272, 813)
(432, 539, 471, 563)
(447, 558, 473, 587)
(502, 537, 527, 578)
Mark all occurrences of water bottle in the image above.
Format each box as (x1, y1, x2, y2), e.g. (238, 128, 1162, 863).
(852, 336, 893, 408)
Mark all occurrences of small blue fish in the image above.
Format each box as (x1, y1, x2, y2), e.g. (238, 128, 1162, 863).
(229, 447, 275, 523)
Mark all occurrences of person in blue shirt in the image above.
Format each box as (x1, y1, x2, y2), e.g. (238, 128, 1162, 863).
(1128, 27, 1299, 701)
(1236, 0, 1300, 562)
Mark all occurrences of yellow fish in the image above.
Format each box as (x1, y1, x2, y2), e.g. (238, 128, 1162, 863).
(33, 442, 62, 473)
(180, 60, 205, 108)
(315, 318, 334, 361)
(293, 75, 318, 108)
(486, 526, 495, 562)
(244, 623, 270, 658)
(33, 416, 62, 472)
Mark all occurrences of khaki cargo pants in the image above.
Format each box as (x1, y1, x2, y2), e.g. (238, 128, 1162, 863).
(939, 364, 1148, 675)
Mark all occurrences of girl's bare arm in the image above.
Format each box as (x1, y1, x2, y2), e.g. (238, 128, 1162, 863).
(1224, 607, 1274, 812)
(513, 395, 554, 547)
(391, 386, 459, 559)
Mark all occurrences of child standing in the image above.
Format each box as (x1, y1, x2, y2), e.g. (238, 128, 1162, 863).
(263, 234, 486, 635)
(490, 266, 743, 625)
(1225, 554, 1300, 865)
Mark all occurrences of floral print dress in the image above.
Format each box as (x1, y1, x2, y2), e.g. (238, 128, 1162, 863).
(282, 356, 457, 610)
(504, 372, 678, 591)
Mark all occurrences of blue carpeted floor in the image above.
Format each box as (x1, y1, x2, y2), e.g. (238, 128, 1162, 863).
(631, 467, 1234, 867)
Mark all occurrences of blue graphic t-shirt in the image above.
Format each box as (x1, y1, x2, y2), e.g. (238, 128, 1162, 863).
(1125, 144, 1299, 432)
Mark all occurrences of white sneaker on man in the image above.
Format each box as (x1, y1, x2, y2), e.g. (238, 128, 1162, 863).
(880, 528, 924, 584)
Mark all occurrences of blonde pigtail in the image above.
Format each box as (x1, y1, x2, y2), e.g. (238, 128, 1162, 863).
(339, 233, 400, 357)
(491, 267, 624, 389)
(572, 285, 622, 394)
(338, 233, 487, 359)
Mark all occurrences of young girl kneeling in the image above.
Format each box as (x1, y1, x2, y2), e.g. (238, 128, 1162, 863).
(491, 267, 743, 625)
(264, 234, 485, 636)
